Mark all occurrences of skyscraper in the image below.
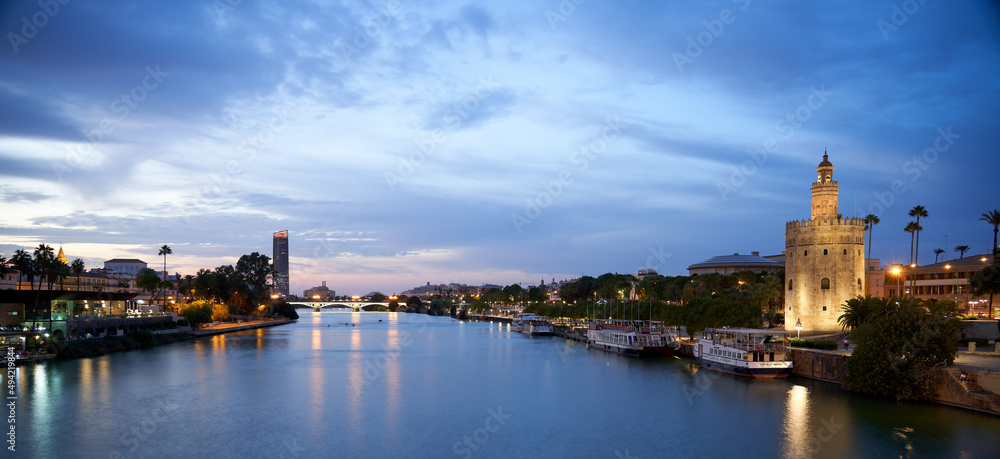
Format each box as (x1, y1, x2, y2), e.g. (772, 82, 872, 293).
(273, 230, 289, 296)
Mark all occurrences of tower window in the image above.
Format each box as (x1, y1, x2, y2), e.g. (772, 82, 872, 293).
(788, 280, 793, 291)
(823, 249, 828, 255)
(822, 306, 827, 311)
(843, 249, 847, 255)
(858, 278, 862, 289)
(821, 278, 830, 289)
(804, 250, 808, 256)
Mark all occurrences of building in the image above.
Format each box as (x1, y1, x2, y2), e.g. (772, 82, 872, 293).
(636, 269, 658, 280)
(304, 281, 334, 301)
(56, 245, 69, 265)
(784, 153, 866, 335)
(103, 258, 148, 277)
(687, 252, 784, 276)
(273, 230, 289, 296)
(874, 254, 994, 314)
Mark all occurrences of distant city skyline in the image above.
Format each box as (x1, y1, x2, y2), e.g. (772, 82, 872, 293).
(1, 1, 998, 295)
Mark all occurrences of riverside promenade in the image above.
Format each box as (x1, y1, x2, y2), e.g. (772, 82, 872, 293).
(191, 318, 291, 336)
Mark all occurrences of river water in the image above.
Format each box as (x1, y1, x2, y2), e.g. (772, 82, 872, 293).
(11, 312, 1000, 458)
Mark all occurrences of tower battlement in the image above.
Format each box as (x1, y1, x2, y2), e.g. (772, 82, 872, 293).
(785, 216, 866, 230)
(784, 152, 866, 335)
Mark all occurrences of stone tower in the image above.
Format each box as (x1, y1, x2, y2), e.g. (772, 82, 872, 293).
(784, 153, 866, 335)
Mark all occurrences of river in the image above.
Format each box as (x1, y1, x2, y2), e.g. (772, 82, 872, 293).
(11, 312, 1000, 458)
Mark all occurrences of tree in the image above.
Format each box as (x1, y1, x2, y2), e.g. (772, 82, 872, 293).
(182, 301, 213, 327)
(235, 252, 274, 307)
(158, 245, 172, 281)
(11, 249, 31, 289)
(369, 292, 387, 302)
(982, 210, 1000, 262)
(863, 213, 880, 269)
(136, 267, 161, 305)
(933, 248, 945, 264)
(406, 296, 422, 311)
(954, 245, 971, 259)
(844, 298, 960, 401)
(838, 295, 891, 332)
(863, 214, 880, 295)
(502, 284, 525, 305)
(909, 205, 928, 266)
(0, 256, 10, 283)
(970, 265, 1000, 319)
(904, 222, 920, 266)
(33, 244, 54, 289)
(52, 261, 70, 289)
(70, 258, 85, 290)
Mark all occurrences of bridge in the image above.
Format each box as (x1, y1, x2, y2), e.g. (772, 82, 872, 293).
(287, 301, 392, 312)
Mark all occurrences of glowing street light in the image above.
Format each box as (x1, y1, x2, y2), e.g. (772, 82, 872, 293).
(795, 319, 802, 339)
(891, 266, 903, 297)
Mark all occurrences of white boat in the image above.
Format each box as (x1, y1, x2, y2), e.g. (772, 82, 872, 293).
(587, 320, 677, 357)
(512, 313, 553, 336)
(695, 328, 793, 379)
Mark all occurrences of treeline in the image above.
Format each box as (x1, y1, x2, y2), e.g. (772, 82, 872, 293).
(176, 252, 275, 317)
(458, 270, 786, 330)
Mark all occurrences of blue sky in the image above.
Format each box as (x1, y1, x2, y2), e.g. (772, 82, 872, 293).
(1, 0, 998, 296)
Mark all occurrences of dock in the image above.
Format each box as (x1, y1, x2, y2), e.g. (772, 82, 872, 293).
(190, 318, 291, 337)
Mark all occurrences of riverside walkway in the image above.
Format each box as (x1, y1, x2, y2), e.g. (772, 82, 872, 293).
(191, 318, 291, 336)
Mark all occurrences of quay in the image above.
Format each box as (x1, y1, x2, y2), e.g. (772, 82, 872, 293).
(190, 317, 292, 336)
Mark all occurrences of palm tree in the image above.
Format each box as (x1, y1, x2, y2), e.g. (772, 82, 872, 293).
(33, 244, 54, 289)
(863, 214, 880, 294)
(11, 249, 31, 289)
(979, 209, 1000, 318)
(982, 210, 1000, 263)
(933, 248, 945, 264)
(909, 205, 928, 265)
(158, 245, 173, 281)
(0, 256, 10, 283)
(70, 259, 85, 290)
(954, 245, 971, 259)
(53, 262, 70, 289)
(904, 222, 920, 266)
(970, 265, 1000, 320)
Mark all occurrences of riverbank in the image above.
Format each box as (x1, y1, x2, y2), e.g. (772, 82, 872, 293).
(673, 336, 1000, 416)
(32, 318, 294, 361)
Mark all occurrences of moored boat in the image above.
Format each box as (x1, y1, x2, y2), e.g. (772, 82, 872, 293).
(695, 328, 793, 379)
(512, 313, 553, 336)
(586, 320, 677, 357)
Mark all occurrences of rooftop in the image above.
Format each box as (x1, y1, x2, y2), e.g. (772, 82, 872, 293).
(688, 252, 784, 269)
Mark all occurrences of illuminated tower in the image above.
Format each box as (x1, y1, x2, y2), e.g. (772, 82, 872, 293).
(273, 230, 289, 296)
(784, 153, 866, 334)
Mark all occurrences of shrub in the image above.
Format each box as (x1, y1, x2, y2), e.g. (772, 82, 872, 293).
(177, 319, 189, 327)
(127, 331, 157, 348)
(958, 338, 988, 346)
(789, 338, 838, 350)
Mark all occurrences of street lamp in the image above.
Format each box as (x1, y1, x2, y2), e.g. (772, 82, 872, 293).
(795, 318, 802, 339)
(891, 266, 902, 297)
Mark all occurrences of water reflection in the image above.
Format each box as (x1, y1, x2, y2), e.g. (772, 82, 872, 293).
(384, 316, 401, 439)
(782, 384, 812, 458)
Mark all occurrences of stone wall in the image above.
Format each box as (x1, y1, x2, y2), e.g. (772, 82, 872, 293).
(789, 348, 848, 382)
(785, 217, 866, 334)
(932, 368, 1000, 415)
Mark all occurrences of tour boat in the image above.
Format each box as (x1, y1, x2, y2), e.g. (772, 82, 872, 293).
(586, 320, 677, 357)
(695, 328, 793, 379)
(512, 313, 553, 336)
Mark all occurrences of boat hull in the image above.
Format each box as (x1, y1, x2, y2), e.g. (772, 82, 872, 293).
(587, 341, 674, 357)
(695, 357, 792, 379)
